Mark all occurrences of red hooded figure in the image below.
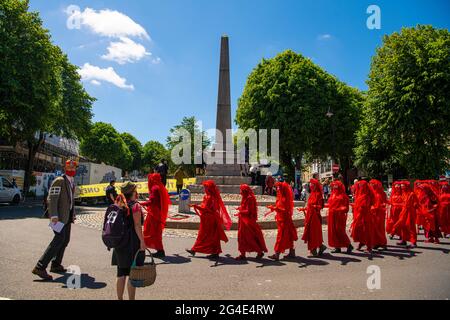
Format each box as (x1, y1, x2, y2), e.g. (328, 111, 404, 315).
(393, 181, 418, 247)
(235, 184, 268, 260)
(187, 180, 231, 258)
(369, 179, 388, 249)
(301, 178, 326, 256)
(415, 182, 441, 243)
(142, 173, 171, 256)
(350, 180, 376, 253)
(326, 180, 352, 252)
(266, 182, 298, 260)
(386, 182, 404, 238)
(438, 182, 450, 237)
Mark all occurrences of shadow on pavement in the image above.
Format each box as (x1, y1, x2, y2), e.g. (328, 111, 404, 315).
(315, 253, 361, 265)
(156, 254, 192, 265)
(33, 273, 107, 290)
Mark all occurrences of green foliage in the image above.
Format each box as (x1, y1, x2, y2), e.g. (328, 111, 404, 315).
(0, 0, 94, 191)
(142, 140, 169, 174)
(236, 50, 363, 177)
(121, 132, 143, 172)
(80, 122, 132, 170)
(166, 116, 210, 176)
(355, 25, 450, 179)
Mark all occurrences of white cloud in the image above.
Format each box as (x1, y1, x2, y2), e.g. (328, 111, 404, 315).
(102, 37, 151, 64)
(78, 63, 134, 90)
(318, 34, 332, 40)
(90, 79, 101, 86)
(69, 7, 150, 39)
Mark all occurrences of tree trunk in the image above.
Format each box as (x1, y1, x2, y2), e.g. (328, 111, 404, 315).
(23, 132, 45, 195)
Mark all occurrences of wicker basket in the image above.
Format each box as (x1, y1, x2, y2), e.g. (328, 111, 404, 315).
(129, 249, 156, 288)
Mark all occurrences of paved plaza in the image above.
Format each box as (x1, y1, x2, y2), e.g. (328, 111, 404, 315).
(0, 203, 449, 300)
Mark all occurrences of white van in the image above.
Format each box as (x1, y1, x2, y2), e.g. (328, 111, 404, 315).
(0, 176, 23, 204)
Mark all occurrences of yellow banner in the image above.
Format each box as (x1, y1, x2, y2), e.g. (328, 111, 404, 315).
(77, 178, 197, 198)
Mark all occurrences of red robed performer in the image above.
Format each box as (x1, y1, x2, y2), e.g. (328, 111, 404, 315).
(369, 179, 388, 250)
(235, 184, 268, 260)
(438, 181, 450, 238)
(298, 178, 327, 256)
(325, 180, 353, 253)
(393, 181, 418, 247)
(415, 181, 441, 243)
(186, 180, 232, 259)
(386, 182, 404, 239)
(141, 173, 171, 257)
(350, 180, 376, 253)
(265, 182, 298, 261)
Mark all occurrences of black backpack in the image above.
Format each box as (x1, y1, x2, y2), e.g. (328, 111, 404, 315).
(102, 201, 131, 250)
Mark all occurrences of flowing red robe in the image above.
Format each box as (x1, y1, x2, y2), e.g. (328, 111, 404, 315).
(237, 187, 268, 254)
(393, 187, 417, 244)
(370, 180, 388, 247)
(327, 181, 351, 248)
(386, 183, 404, 236)
(142, 174, 170, 251)
(302, 179, 324, 251)
(351, 180, 375, 250)
(191, 195, 229, 254)
(416, 184, 441, 239)
(271, 182, 298, 253)
(438, 183, 450, 235)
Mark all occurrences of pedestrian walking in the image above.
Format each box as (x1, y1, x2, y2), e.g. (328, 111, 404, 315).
(112, 182, 146, 300)
(155, 159, 169, 186)
(32, 160, 78, 280)
(174, 167, 185, 195)
(106, 179, 118, 205)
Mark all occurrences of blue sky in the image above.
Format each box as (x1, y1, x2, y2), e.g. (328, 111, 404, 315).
(29, 0, 450, 145)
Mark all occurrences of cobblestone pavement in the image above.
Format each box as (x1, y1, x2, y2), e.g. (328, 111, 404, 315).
(75, 206, 354, 239)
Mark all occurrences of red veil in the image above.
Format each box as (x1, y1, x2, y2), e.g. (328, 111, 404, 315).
(147, 173, 171, 228)
(240, 184, 258, 220)
(275, 182, 294, 217)
(203, 180, 232, 230)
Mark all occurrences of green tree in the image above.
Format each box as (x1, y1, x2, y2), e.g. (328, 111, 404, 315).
(142, 141, 169, 173)
(166, 116, 210, 176)
(355, 25, 450, 179)
(121, 132, 143, 173)
(236, 50, 361, 180)
(80, 122, 131, 170)
(0, 0, 94, 192)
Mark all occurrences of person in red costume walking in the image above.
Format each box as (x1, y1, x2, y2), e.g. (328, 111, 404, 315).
(370, 179, 388, 251)
(297, 178, 327, 257)
(386, 182, 404, 239)
(350, 180, 376, 254)
(186, 180, 232, 259)
(393, 181, 418, 248)
(438, 181, 450, 238)
(415, 182, 441, 243)
(265, 182, 298, 261)
(235, 184, 268, 260)
(141, 173, 170, 258)
(325, 180, 353, 253)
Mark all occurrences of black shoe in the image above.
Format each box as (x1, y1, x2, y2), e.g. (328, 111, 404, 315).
(153, 250, 166, 258)
(331, 248, 341, 253)
(50, 264, 67, 273)
(206, 254, 219, 260)
(185, 249, 196, 256)
(318, 245, 327, 256)
(377, 246, 387, 251)
(346, 244, 354, 254)
(310, 249, 318, 257)
(268, 254, 280, 261)
(256, 252, 264, 259)
(32, 267, 53, 280)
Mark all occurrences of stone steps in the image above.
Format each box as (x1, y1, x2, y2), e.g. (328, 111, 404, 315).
(188, 184, 262, 194)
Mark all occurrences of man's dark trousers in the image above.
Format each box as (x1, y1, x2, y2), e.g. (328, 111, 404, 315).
(37, 223, 72, 269)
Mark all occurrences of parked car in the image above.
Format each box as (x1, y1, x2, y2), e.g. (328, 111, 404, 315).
(0, 176, 23, 205)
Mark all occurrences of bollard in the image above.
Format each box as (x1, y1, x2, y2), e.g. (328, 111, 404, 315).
(178, 189, 191, 213)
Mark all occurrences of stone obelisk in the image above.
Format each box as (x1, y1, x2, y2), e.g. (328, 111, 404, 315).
(188, 36, 261, 194)
(215, 35, 232, 153)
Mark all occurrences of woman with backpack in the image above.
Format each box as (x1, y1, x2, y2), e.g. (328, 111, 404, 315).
(111, 182, 146, 300)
